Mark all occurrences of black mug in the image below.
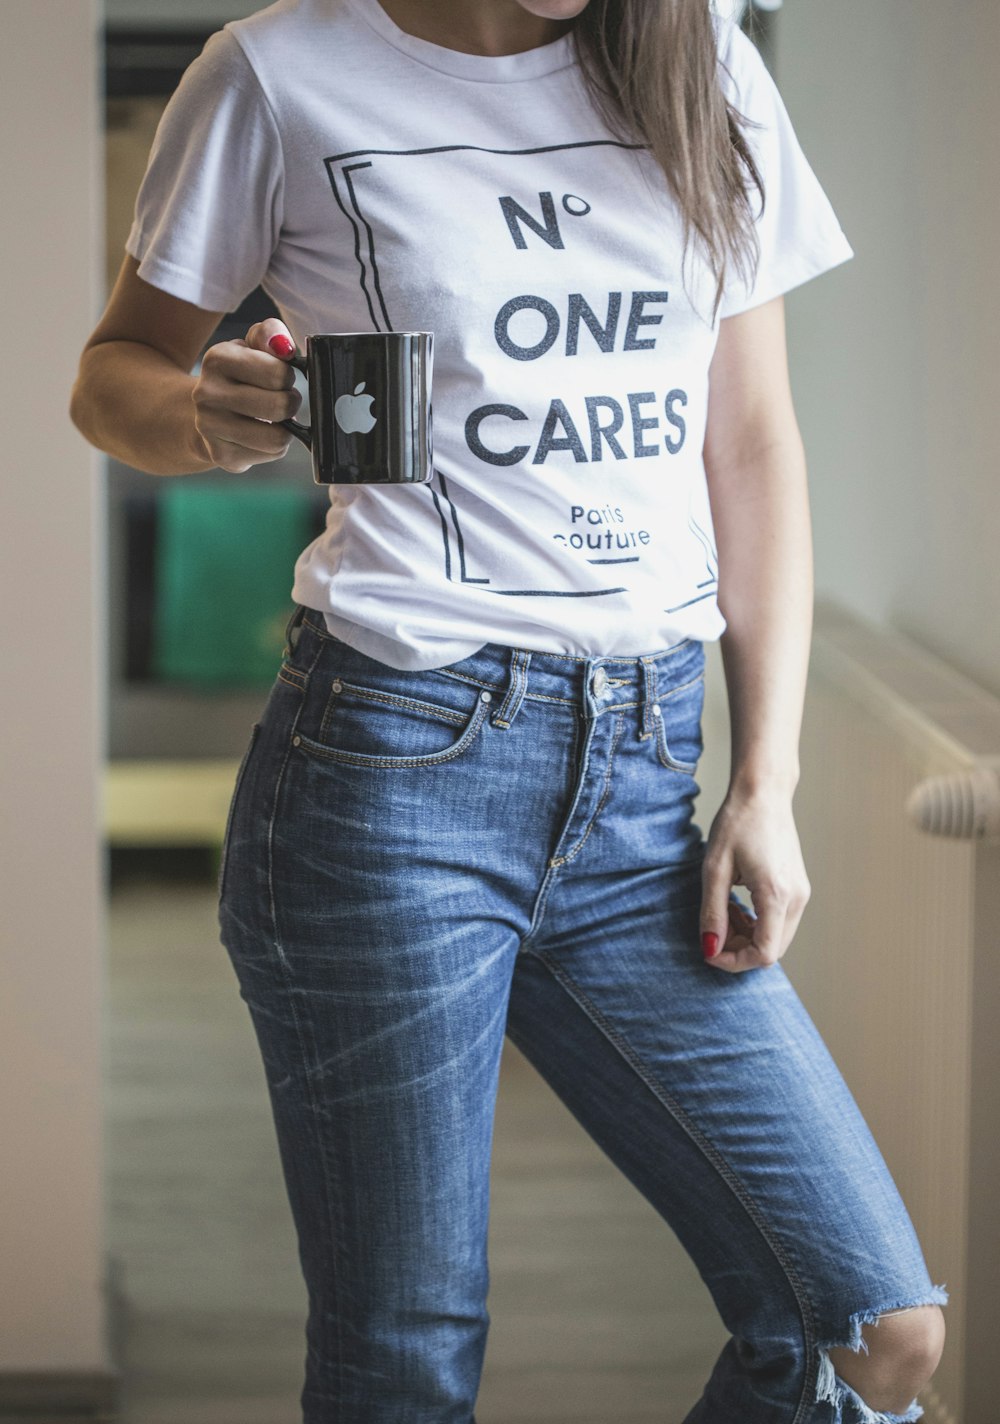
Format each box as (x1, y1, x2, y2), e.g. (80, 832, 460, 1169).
(280, 331, 433, 484)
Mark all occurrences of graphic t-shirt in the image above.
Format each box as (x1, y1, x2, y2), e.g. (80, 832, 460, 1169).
(126, 0, 854, 670)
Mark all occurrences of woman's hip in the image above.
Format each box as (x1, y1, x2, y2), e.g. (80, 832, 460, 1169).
(220, 608, 710, 936)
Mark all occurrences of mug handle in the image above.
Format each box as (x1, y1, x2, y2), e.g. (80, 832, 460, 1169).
(279, 350, 312, 451)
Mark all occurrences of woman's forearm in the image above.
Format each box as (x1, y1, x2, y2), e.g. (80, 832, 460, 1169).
(69, 339, 214, 476)
(708, 434, 814, 798)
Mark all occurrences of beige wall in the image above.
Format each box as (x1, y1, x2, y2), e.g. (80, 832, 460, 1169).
(0, 0, 108, 1377)
(773, 0, 1000, 700)
(0, 0, 995, 1398)
(753, 9, 1000, 1413)
(105, 0, 262, 21)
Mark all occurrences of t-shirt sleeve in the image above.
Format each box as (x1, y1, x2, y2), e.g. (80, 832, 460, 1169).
(124, 26, 284, 313)
(715, 22, 854, 319)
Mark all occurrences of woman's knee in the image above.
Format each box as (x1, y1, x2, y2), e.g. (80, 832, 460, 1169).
(859, 1302, 945, 1380)
(825, 1303, 946, 1414)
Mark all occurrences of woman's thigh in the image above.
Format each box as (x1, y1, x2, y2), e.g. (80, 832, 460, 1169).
(214, 621, 583, 1416)
(505, 772, 945, 1420)
(215, 616, 945, 1420)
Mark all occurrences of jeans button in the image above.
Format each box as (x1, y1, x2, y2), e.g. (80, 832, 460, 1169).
(592, 667, 608, 696)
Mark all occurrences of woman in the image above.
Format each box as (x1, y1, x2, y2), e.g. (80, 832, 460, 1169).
(71, 1, 948, 1419)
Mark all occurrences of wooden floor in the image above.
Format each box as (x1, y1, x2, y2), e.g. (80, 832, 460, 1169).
(106, 859, 727, 1424)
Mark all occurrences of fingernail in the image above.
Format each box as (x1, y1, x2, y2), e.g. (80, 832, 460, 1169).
(268, 334, 295, 358)
(702, 931, 720, 959)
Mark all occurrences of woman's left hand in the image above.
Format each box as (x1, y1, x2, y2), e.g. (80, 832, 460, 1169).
(699, 786, 812, 973)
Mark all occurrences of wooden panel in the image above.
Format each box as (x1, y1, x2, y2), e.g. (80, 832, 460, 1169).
(105, 760, 239, 844)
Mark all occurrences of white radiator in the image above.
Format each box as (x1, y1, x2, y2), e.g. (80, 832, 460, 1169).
(698, 598, 1000, 1424)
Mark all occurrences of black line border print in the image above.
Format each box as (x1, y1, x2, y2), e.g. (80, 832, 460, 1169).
(323, 139, 643, 600)
(664, 511, 718, 615)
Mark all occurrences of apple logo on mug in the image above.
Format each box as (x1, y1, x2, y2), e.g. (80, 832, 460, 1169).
(335, 381, 377, 436)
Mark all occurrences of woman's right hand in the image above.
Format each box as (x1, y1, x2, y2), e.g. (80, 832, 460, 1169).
(192, 317, 303, 473)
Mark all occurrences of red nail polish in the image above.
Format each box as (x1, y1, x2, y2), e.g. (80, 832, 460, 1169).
(702, 931, 720, 959)
(268, 334, 295, 358)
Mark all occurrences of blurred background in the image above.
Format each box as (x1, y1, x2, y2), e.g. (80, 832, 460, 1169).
(2, 1, 999, 1421)
(103, 6, 326, 765)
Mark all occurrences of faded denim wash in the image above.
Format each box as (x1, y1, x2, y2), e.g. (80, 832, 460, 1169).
(217, 603, 947, 1424)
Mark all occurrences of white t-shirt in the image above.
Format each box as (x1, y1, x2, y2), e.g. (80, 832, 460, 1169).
(126, 0, 853, 670)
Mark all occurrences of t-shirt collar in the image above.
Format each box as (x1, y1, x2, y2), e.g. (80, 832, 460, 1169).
(344, 0, 577, 82)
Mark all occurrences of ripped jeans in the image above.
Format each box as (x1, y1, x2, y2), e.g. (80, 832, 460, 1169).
(217, 605, 948, 1423)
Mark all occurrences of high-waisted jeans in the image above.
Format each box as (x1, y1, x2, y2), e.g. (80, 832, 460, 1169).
(217, 604, 947, 1424)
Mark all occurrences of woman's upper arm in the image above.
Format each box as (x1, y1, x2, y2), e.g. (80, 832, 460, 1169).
(703, 294, 804, 481)
(81, 254, 225, 373)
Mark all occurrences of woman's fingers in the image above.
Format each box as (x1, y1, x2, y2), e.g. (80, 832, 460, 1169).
(700, 848, 737, 962)
(709, 883, 811, 974)
(199, 337, 298, 393)
(709, 894, 784, 974)
(206, 406, 296, 454)
(699, 791, 812, 975)
(245, 317, 297, 363)
(193, 394, 295, 471)
(197, 374, 301, 424)
(705, 901, 756, 973)
(191, 317, 301, 470)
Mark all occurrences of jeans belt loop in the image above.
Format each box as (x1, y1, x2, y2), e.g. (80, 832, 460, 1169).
(639, 657, 659, 741)
(493, 648, 531, 730)
(283, 602, 308, 657)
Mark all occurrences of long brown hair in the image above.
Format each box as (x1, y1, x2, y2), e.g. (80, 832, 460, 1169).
(573, 1, 765, 323)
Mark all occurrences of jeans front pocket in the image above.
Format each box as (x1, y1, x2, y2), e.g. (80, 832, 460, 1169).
(291, 675, 493, 769)
(654, 670, 705, 775)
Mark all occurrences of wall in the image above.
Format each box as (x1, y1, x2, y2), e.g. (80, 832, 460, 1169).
(105, 0, 262, 23)
(104, 0, 758, 26)
(0, 0, 111, 1399)
(0, 0, 993, 1403)
(773, 0, 1000, 700)
(751, 6, 1000, 1412)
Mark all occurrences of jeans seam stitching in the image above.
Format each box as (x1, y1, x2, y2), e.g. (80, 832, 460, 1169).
(436, 668, 504, 692)
(494, 649, 525, 726)
(324, 682, 467, 726)
(267, 639, 325, 968)
(265, 635, 347, 1395)
(526, 948, 820, 1420)
(654, 716, 699, 775)
(301, 613, 334, 639)
(659, 669, 706, 702)
(544, 712, 595, 872)
(217, 722, 261, 903)
(520, 863, 561, 949)
(523, 641, 694, 665)
(294, 699, 489, 768)
(641, 638, 697, 665)
(524, 692, 576, 706)
(280, 657, 307, 674)
(520, 709, 589, 943)
(557, 713, 625, 867)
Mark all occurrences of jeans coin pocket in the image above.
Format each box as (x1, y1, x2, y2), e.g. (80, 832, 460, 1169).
(292, 677, 491, 769)
(653, 671, 705, 774)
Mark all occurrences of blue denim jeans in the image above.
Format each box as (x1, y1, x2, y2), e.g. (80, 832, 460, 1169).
(217, 604, 947, 1424)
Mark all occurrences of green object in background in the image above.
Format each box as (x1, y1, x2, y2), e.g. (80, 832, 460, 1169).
(152, 483, 314, 688)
